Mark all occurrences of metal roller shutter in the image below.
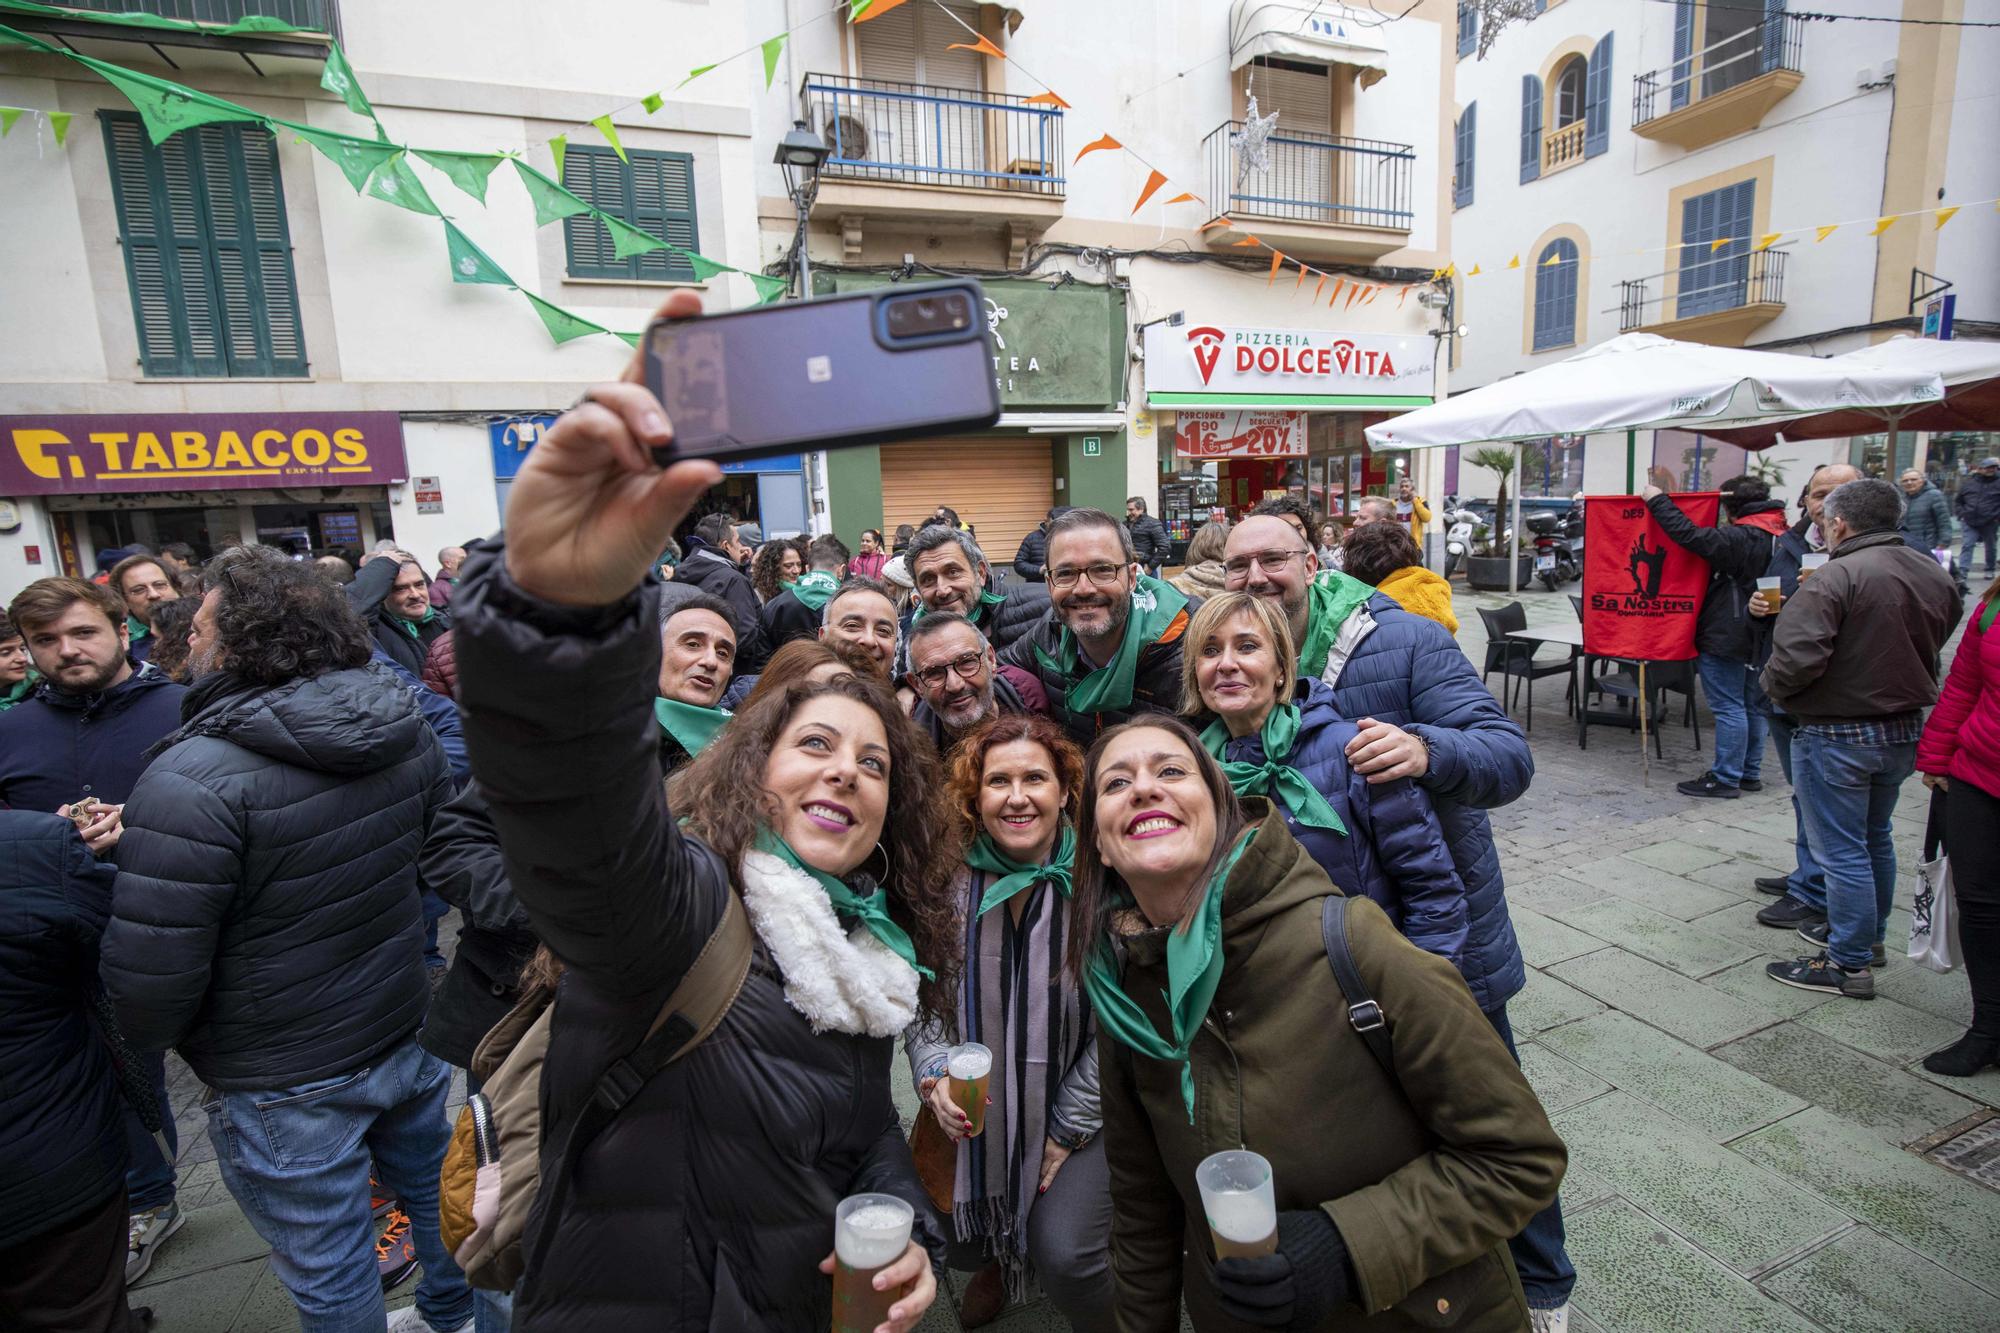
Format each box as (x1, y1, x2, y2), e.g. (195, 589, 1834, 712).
(879, 439, 1054, 571)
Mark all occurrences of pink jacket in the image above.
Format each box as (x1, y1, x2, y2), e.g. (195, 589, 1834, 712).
(1917, 597, 2000, 799)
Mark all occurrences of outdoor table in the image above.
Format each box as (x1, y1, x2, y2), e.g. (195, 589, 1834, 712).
(1504, 625, 1648, 747)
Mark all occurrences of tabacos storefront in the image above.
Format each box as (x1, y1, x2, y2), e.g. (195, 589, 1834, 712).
(0, 411, 407, 578)
(1143, 322, 1434, 546)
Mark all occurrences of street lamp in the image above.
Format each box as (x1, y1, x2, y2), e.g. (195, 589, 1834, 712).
(774, 118, 831, 299)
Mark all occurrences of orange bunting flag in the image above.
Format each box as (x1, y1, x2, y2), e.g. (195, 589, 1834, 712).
(1935, 206, 1960, 230)
(1231, 235, 1263, 247)
(851, 0, 911, 22)
(1294, 264, 1309, 290)
(1164, 191, 1199, 205)
(1815, 224, 1839, 242)
(1023, 91, 1072, 108)
(1397, 286, 1411, 309)
(1363, 285, 1380, 304)
(1314, 274, 1327, 301)
(1267, 250, 1285, 284)
(946, 35, 1008, 60)
(1754, 233, 1781, 251)
(1327, 277, 1345, 306)
(1074, 133, 1122, 163)
(1869, 215, 1896, 236)
(1130, 169, 1169, 214)
(1344, 284, 1362, 310)
(1199, 216, 1233, 232)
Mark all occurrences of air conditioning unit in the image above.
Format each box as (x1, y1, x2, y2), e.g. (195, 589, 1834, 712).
(826, 113, 871, 160)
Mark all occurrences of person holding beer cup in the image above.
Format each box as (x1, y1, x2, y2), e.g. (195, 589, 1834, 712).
(448, 288, 954, 1331)
(904, 715, 1115, 1327)
(1070, 716, 1566, 1331)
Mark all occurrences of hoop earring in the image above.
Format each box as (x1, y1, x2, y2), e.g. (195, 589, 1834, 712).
(864, 840, 891, 884)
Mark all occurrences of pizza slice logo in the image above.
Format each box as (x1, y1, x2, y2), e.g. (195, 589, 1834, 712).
(1185, 326, 1226, 386)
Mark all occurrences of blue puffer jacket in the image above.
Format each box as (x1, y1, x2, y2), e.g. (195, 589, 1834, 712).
(1314, 594, 1531, 1012)
(1217, 679, 1469, 971)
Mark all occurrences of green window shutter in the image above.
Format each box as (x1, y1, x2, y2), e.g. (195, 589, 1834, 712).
(562, 145, 699, 283)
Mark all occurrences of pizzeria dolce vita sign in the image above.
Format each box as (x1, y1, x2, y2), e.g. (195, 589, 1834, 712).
(0, 412, 409, 496)
(1144, 323, 1434, 407)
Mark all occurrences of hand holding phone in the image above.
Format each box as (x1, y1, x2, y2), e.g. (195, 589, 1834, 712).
(502, 290, 722, 607)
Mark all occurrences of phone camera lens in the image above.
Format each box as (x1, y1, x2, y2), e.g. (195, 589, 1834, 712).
(915, 300, 937, 323)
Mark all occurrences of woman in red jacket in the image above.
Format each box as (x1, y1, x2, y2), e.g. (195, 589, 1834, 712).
(1915, 573, 2000, 1076)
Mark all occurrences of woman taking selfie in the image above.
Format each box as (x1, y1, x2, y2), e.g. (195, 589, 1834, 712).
(904, 715, 1113, 1329)
(1184, 592, 1468, 970)
(1073, 716, 1564, 1332)
(452, 290, 953, 1332)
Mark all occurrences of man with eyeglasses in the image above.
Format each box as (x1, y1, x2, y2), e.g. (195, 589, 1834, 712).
(898, 524, 1049, 675)
(1002, 507, 1198, 745)
(904, 612, 1046, 752)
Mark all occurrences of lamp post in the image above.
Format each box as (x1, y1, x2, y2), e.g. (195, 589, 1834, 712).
(774, 118, 831, 300)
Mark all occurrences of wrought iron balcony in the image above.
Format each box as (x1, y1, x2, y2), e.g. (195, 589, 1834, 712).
(1203, 120, 1413, 231)
(41, 0, 333, 30)
(1633, 13, 1805, 147)
(800, 74, 1063, 196)
(1618, 247, 1788, 343)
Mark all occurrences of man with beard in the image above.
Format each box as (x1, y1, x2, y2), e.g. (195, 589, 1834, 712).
(108, 553, 182, 665)
(898, 525, 1048, 674)
(760, 534, 849, 654)
(818, 577, 902, 678)
(1001, 507, 1196, 746)
(903, 613, 1045, 751)
(349, 548, 450, 678)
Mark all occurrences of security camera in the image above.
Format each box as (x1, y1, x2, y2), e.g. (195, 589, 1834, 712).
(1416, 289, 1449, 311)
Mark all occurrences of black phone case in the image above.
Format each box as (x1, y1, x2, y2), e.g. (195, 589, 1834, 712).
(643, 279, 1001, 464)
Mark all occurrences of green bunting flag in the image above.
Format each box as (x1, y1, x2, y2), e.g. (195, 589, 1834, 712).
(523, 291, 607, 345)
(849, 0, 877, 17)
(761, 34, 787, 89)
(641, 92, 664, 114)
(319, 43, 378, 129)
(364, 152, 440, 215)
(616, 331, 644, 349)
(289, 123, 400, 193)
(81, 55, 264, 145)
(590, 113, 627, 164)
(442, 219, 512, 286)
(0, 0, 310, 35)
(0, 107, 19, 137)
(511, 159, 593, 226)
(750, 273, 789, 303)
(604, 215, 668, 260)
(687, 252, 732, 282)
(47, 109, 69, 145)
(549, 133, 567, 180)
(678, 63, 717, 89)
(414, 149, 502, 204)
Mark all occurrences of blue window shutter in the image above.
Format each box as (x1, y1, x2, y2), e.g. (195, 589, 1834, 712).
(1584, 33, 1611, 158)
(1456, 1, 1476, 58)
(1677, 180, 1754, 317)
(1533, 239, 1579, 350)
(1453, 103, 1476, 208)
(1671, 1, 1695, 109)
(1762, 0, 1786, 74)
(1519, 75, 1542, 184)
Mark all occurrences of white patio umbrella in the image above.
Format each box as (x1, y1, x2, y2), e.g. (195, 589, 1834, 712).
(1699, 334, 2000, 450)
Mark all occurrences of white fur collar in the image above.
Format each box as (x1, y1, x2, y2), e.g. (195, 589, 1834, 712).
(736, 848, 920, 1038)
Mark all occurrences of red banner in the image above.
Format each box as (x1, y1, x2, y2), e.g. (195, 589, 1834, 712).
(1582, 493, 1720, 661)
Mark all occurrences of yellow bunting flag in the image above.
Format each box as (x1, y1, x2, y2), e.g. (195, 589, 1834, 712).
(1543, 251, 1563, 265)
(1709, 237, 1733, 252)
(1755, 233, 1780, 251)
(1131, 169, 1169, 214)
(1430, 266, 1447, 280)
(1231, 235, 1262, 247)
(1267, 250, 1285, 284)
(1467, 263, 1481, 276)
(1164, 191, 1199, 205)
(591, 115, 627, 165)
(1024, 91, 1072, 108)
(1198, 216, 1233, 232)
(1507, 254, 1521, 269)
(1074, 133, 1122, 163)
(1815, 224, 1838, 242)
(1935, 206, 1960, 230)
(946, 35, 1007, 60)
(1869, 215, 1895, 236)
(1442, 263, 1456, 278)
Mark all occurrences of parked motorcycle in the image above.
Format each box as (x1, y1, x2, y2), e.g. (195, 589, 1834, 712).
(1441, 498, 1482, 581)
(1527, 510, 1583, 590)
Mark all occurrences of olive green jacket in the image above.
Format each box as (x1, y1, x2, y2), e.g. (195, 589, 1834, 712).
(1100, 803, 1566, 1332)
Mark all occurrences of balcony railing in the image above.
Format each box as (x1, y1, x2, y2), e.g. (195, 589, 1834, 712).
(1204, 121, 1413, 230)
(41, 0, 333, 30)
(1542, 120, 1587, 172)
(1619, 247, 1788, 332)
(1634, 13, 1805, 128)
(801, 74, 1063, 196)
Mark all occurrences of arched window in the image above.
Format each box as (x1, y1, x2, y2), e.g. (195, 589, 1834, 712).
(1533, 238, 1580, 351)
(1554, 57, 1588, 127)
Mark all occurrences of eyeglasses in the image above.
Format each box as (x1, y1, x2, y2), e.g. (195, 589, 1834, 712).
(911, 651, 987, 689)
(1222, 549, 1308, 578)
(1047, 562, 1129, 590)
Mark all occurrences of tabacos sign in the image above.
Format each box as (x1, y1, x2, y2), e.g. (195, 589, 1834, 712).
(1144, 323, 1434, 396)
(0, 412, 408, 496)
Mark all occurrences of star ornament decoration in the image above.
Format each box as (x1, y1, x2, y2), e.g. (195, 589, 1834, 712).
(1231, 93, 1279, 191)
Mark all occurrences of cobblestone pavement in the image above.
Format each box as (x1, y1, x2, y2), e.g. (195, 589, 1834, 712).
(138, 583, 1996, 1332)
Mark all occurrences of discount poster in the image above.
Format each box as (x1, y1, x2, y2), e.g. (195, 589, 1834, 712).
(1582, 493, 1721, 661)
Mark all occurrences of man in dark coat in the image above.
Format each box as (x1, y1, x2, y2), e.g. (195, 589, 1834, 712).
(101, 548, 470, 1333)
(676, 513, 766, 671)
(1898, 469, 1954, 554)
(1643, 474, 1792, 799)
(0, 812, 149, 1331)
(1956, 455, 2000, 577)
(899, 525, 1049, 676)
(347, 548, 451, 678)
(1125, 497, 1172, 574)
(1011, 506, 1070, 582)
(903, 612, 1045, 752)
(759, 534, 848, 655)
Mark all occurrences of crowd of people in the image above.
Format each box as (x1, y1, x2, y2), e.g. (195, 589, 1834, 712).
(0, 298, 1992, 1333)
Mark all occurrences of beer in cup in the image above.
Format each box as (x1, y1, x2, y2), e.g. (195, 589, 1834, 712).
(947, 1042, 992, 1139)
(831, 1193, 913, 1333)
(1755, 576, 1783, 614)
(1196, 1149, 1277, 1260)
(1799, 553, 1828, 579)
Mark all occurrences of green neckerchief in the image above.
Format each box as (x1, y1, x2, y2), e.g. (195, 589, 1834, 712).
(653, 697, 731, 757)
(1034, 574, 1188, 715)
(1199, 704, 1347, 836)
(125, 614, 150, 644)
(965, 824, 1075, 917)
(912, 586, 1006, 627)
(1296, 572, 1374, 681)
(1083, 829, 1254, 1121)
(756, 829, 936, 981)
(392, 605, 440, 640)
(0, 672, 37, 711)
(790, 570, 840, 612)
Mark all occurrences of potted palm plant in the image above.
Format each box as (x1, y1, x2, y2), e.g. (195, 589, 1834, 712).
(1465, 446, 1535, 590)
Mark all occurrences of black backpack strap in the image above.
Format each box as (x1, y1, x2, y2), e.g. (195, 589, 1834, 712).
(1321, 895, 1394, 1079)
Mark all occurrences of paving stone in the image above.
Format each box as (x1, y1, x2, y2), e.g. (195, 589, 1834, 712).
(1623, 839, 1732, 875)
(1734, 1106, 2000, 1293)
(1712, 1022, 1980, 1146)
(1539, 1011, 1806, 1142)
(1795, 992, 1966, 1066)
(1553, 899, 1760, 980)
(1519, 1040, 1612, 1115)
(1702, 956, 1837, 1019)
(130, 1201, 268, 1289)
(1562, 1162, 1617, 1210)
(224, 1261, 296, 1332)
(1871, 959, 1976, 1026)
(126, 1258, 259, 1331)
(1567, 1308, 1607, 1333)
(1508, 967, 1607, 1035)
(1548, 949, 1779, 1050)
(1908, 1057, 2000, 1109)
(1558, 857, 1743, 921)
(1665, 819, 1798, 871)
(1683, 859, 1788, 895)
(1550, 1094, 1846, 1276)
(1508, 873, 1616, 916)
(1757, 1227, 1998, 1333)
(1510, 906, 1610, 968)
(1566, 1199, 1823, 1333)
(1687, 900, 1809, 958)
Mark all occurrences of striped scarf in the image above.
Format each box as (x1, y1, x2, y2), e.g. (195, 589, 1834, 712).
(953, 864, 1092, 1301)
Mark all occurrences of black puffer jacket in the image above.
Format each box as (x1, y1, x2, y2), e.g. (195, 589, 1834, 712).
(0, 811, 127, 1249)
(452, 544, 936, 1332)
(1000, 593, 1197, 747)
(102, 663, 452, 1089)
(1957, 470, 2000, 529)
(1127, 514, 1171, 569)
(1013, 526, 1048, 581)
(893, 582, 1050, 677)
(1645, 494, 1790, 663)
(418, 779, 538, 1071)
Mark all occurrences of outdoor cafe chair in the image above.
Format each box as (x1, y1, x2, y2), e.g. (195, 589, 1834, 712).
(1476, 602, 1574, 732)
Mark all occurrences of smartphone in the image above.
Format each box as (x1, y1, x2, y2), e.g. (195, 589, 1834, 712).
(643, 279, 1001, 465)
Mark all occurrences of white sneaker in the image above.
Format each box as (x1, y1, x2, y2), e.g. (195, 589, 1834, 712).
(386, 1306, 471, 1333)
(1529, 1306, 1570, 1333)
(126, 1202, 186, 1284)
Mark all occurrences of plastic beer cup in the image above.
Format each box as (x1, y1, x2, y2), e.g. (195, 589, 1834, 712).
(947, 1042, 992, 1139)
(1755, 576, 1782, 614)
(1799, 553, 1828, 578)
(1196, 1149, 1277, 1260)
(831, 1193, 913, 1333)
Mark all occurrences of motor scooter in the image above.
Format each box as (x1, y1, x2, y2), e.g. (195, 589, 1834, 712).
(1527, 511, 1582, 590)
(1441, 496, 1481, 580)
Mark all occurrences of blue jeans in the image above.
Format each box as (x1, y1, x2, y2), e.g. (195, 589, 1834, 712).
(1964, 521, 1997, 574)
(1486, 1005, 1574, 1308)
(206, 1037, 472, 1333)
(125, 1048, 179, 1211)
(1695, 654, 1766, 786)
(1765, 715, 1827, 912)
(1793, 730, 1914, 970)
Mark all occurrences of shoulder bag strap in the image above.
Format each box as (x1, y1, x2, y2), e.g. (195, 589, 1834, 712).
(1320, 895, 1394, 1080)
